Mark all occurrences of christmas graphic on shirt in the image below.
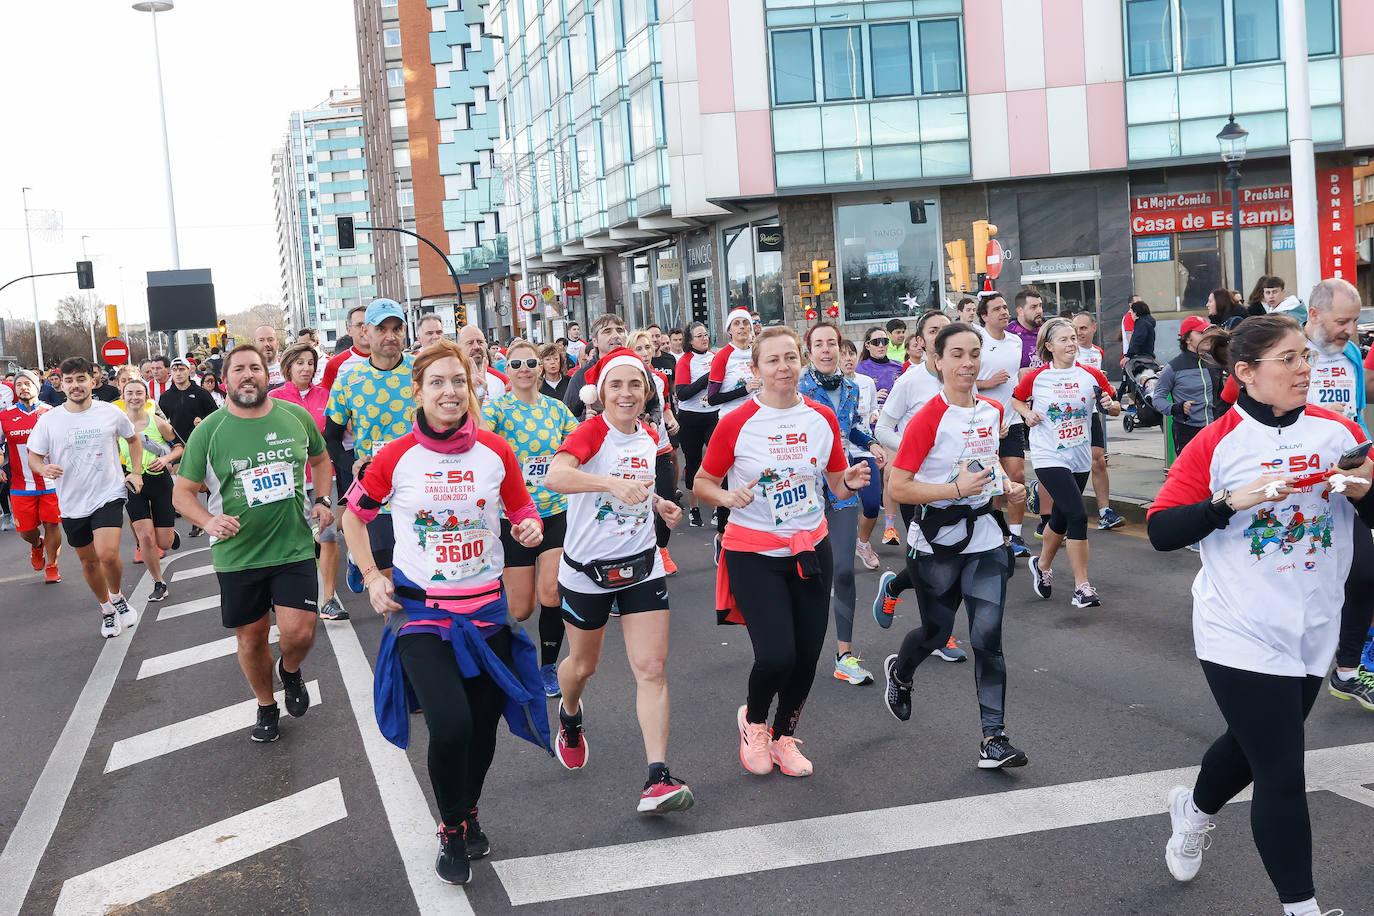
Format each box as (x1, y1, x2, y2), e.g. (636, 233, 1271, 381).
(413, 504, 495, 583)
(757, 459, 821, 526)
(595, 453, 654, 529)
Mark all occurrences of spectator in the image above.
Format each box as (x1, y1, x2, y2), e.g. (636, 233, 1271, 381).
(1152, 317, 1227, 456)
(885, 317, 908, 362)
(1245, 275, 1273, 315)
(1123, 300, 1157, 366)
(1207, 287, 1248, 330)
(1251, 275, 1307, 325)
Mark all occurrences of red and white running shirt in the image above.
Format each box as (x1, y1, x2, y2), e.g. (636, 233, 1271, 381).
(0, 403, 56, 494)
(700, 396, 848, 557)
(894, 393, 1004, 554)
(674, 350, 715, 413)
(1149, 403, 1362, 677)
(1075, 344, 1105, 371)
(356, 429, 531, 592)
(1013, 363, 1115, 472)
(649, 370, 673, 455)
(709, 344, 755, 416)
(556, 415, 664, 593)
(879, 363, 943, 433)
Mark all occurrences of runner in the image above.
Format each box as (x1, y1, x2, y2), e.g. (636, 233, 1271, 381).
(882, 322, 1030, 769)
(706, 308, 761, 555)
(841, 338, 883, 569)
(630, 330, 681, 576)
(1072, 310, 1127, 530)
(856, 326, 904, 547)
(673, 321, 716, 528)
(457, 325, 508, 401)
(1011, 317, 1120, 607)
(885, 318, 908, 363)
(158, 356, 219, 446)
(482, 339, 578, 698)
(27, 357, 144, 638)
(320, 304, 372, 393)
(543, 347, 694, 814)
(564, 313, 629, 419)
(976, 293, 1032, 557)
(413, 314, 445, 352)
(1146, 314, 1367, 916)
(342, 339, 551, 885)
(695, 327, 869, 777)
(254, 326, 283, 387)
(538, 344, 571, 400)
(955, 296, 979, 325)
(0, 370, 62, 582)
(119, 377, 182, 602)
(173, 344, 334, 742)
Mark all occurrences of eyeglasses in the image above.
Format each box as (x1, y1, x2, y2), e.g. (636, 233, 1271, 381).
(868, 338, 889, 346)
(1252, 350, 1317, 369)
(507, 358, 540, 370)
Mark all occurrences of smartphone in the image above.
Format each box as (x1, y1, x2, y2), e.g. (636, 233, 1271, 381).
(966, 459, 985, 473)
(1337, 440, 1372, 470)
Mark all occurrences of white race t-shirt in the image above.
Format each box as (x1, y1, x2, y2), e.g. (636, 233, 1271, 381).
(267, 362, 284, 388)
(27, 401, 134, 518)
(1012, 363, 1115, 472)
(709, 344, 756, 416)
(1075, 345, 1105, 371)
(847, 373, 878, 458)
(879, 363, 943, 434)
(978, 328, 1024, 427)
(674, 350, 716, 414)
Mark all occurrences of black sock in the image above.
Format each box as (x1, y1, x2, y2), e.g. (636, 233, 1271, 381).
(560, 704, 581, 725)
(538, 605, 564, 666)
(647, 761, 667, 784)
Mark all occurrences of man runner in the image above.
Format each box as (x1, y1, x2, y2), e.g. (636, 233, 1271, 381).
(0, 369, 63, 581)
(1073, 310, 1126, 530)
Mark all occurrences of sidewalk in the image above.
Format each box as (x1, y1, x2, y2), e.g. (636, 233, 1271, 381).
(1024, 420, 1169, 524)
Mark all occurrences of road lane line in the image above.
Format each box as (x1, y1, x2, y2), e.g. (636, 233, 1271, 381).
(492, 741, 1374, 906)
(168, 563, 215, 581)
(104, 680, 323, 773)
(156, 595, 219, 621)
(52, 778, 347, 915)
(0, 571, 154, 916)
(136, 627, 280, 679)
(324, 620, 475, 915)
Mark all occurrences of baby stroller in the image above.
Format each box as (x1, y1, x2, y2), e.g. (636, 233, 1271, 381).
(1119, 356, 1163, 432)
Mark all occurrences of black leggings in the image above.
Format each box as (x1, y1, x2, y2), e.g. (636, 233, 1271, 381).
(396, 628, 512, 826)
(677, 409, 717, 497)
(1037, 467, 1090, 540)
(1337, 512, 1374, 668)
(1172, 420, 1203, 455)
(888, 503, 917, 595)
(654, 452, 675, 549)
(1192, 660, 1322, 905)
(725, 540, 834, 737)
(895, 547, 1011, 736)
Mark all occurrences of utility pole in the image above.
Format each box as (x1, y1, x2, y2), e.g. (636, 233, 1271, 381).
(21, 188, 43, 368)
(82, 236, 97, 360)
(1282, 0, 1320, 297)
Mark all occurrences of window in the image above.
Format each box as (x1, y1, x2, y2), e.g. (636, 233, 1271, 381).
(1179, 0, 1224, 69)
(821, 27, 863, 101)
(620, 0, 648, 43)
(389, 106, 407, 128)
(381, 0, 397, 6)
(387, 67, 405, 87)
(1229, 0, 1279, 63)
(871, 24, 914, 97)
(1127, 0, 1172, 75)
(394, 147, 411, 168)
(771, 31, 815, 105)
(384, 28, 401, 47)
(917, 19, 961, 93)
(1306, 0, 1335, 56)
(629, 85, 657, 159)
(836, 199, 941, 321)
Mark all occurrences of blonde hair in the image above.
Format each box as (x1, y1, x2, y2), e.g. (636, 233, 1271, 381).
(506, 339, 538, 360)
(412, 339, 481, 422)
(1036, 317, 1076, 364)
(751, 326, 801, 367)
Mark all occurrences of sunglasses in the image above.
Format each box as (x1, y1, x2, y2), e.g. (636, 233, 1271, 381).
(507, 358, 540, 370)
(868, 338, 889, 346)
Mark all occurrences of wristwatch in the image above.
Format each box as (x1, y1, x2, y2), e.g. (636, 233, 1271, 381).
(1211, 489, 1235, 513)
(314, 495, 332, 508)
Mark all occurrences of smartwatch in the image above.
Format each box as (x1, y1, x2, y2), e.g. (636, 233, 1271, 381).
(314, 495, 332, 508)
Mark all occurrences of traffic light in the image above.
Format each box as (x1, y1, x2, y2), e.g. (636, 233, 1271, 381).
(946, 239, 970, 293)
(798, 269, 812, 294)
(215, 319, 229, 349)
(455, 302, 467, 328)
(76, 260, 94, 290)
(105, 304, 119, 338)
(337, 216, 356, 251)
(973, 220, 998, 273)
(811, 259, 832, 296)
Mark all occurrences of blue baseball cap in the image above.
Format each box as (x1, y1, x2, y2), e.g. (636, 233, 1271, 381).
(365, 298, 405, 327)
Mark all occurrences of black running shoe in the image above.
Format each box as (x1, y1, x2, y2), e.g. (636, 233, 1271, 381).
(251, 703, 280, 742)
(978, 734, 1028, 769)
(149, 581, 169, 602)
(170, 531, 181, 550)
(689, 507, 704, 527)
(435, 824, 471, 885)
(883, 654, 912, 722)
(462, 809, 490, 859)
(278, 658, 310, 717)
(188, 525, 203, 538)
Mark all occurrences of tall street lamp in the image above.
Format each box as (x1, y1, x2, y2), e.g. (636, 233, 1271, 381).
(1217, 115, 1249, 295)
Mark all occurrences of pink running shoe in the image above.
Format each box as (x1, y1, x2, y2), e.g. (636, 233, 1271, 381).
(737, 705, 773, 775)
(769, 734, 813, 777)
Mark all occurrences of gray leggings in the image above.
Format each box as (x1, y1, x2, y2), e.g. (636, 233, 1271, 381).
(825, 501, 860, 643)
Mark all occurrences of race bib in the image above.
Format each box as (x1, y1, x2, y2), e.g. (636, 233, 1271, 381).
(1055, 418, 1089, 449)
(950, 460, 1005, 500)
(523, 454, 553, 487)
(240, 462, 296, 507)
(761, 468, 820, 525)
(1311, 367, 1357, 418)
(424, 527, 495, 581)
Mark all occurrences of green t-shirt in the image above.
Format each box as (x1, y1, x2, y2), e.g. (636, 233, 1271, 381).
(178, 400, 325, 572)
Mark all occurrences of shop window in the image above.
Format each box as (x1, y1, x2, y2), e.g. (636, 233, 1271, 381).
(1179, 0, 1224, 69)
(1177, 231, 1221, 309)
(772, 30, 815, 105)
(917, 19, 962, 93)
(871, 24, 914, 98)
(1127, 0, 1173, 76)
(821, 27, 864, 102)
(835, 199, 940, 322)
(722, 221, 784, 327)
(1232, 0, 1278, 63)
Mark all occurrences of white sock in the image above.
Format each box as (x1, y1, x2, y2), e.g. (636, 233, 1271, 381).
(1099, 507, 1110, 517)
(99, 601, 115, 615)
(108, 592, 124, 603)
(1282, 898, 1320, 916)
(1185, 795, 1207, 822)
(1009, 523, 1022, 536)
(1336, 667, 1358, 681)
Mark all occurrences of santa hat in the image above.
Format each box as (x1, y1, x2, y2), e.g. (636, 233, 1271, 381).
(726, 307, 752, 329)
(580, 346, 649, 406)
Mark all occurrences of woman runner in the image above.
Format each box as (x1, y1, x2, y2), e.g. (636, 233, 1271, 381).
(631, 330, 681, 575)
(706, 308, 761, 554)
(538, 343, 571, 401)
(674, 321, 717, 528)
(341, 340, 550, 886)
(695, 327, 870, 777)
(482, 339, 578, 698)
(842, 338, 883, 569)
(118, 378, 182, 602)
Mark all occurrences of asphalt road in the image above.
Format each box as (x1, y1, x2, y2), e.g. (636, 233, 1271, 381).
(1, 510, 1371, 915)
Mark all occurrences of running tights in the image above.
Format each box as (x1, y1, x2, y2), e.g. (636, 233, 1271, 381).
(1192, 660, 1322, 905)
(852, 456, 881, 520)
(1037, 467, 1090, 540)
(396, 628, 511, 826)
(677, 409, 717, 495)
(654, 452, 675, 549)
(888, 503, 917, 595)
(894, 547, 1010, 736)
(1336, 512, 1374, 669)
(725, 540, 834, 737)
(825, 502, 860, 642)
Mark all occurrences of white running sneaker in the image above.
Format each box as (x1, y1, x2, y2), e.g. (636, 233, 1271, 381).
(854, 540, 880, 570)
(100, 612, 122, 639)
(112, 595, 138, 629)
(1164, 786, 1214, 882)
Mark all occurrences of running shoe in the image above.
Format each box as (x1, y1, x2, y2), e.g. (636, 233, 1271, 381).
(872, 570, 899, 629)
(29, 539, 44, 571)
(461, 808, 490, 859)
(769, 735, 813, 777)
(0, 514, 11, 531)
(1164, 786, 1213, 882)
(855, 539, 880, 570)
(834, 653, 874, 685)
(932, 636, 967, 663)
(1098, 507, 1126, 530)
(638, 767, 695, 813)
(689, 507, 704, 528)
(712, 534, 722, 567)
(882, 525, 900, 546)
(555, 704, 588, 770)
(278, 658, 310, 717)
(134, 546, 143, 565)
(1026, 480, 1040, 515)
(1008, 534, 1030, 558)
(660, 547, 678, 576)
(540, 663, 562, 698)
(170, 531, 181, 550)
(1327, 666, 1374, 711)
(318, 595, 349, 621)
(736, 704, 774, 775)
(112, 595, 137, 629)
(346, 556, 365, 593)
(882, 655, 912, 722)
(1071, 582, 1101, 608)
(100, 612, 121, 639)
(1029, 557, 1052, 599)
(188, 524, 203, 538)
(250, 703, 280, 742)
(1362, 635, 1374, 670)
(45, 564, 60, 584)
(434, 824, 471, 885)
(149, 581, 169, 602)
(978, 734, 1029, 769)
(1034, 520, 1046, 540)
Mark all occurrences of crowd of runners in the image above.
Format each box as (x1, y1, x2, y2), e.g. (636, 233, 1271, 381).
(3, 281, 1370, 915)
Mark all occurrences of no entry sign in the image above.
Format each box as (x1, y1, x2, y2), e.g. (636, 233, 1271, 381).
(101, 338, 130, 366)
(985, 240, 1004, 279)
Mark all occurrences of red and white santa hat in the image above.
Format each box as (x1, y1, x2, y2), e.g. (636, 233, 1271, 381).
(580, 346, 649, 406)
(725, 307, 752, 330)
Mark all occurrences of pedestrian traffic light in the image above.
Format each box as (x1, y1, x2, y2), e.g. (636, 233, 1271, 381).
(337, 216, 356, 251)
(973, 220, 998, 273)
(797, 269, 812, 297)
(812, 260, 832, 296)
(76, 260, 95, 290)
(946, 239, 970, 292)
(105, 304, 119, 338)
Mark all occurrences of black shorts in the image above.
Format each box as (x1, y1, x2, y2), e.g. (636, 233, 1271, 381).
(559, 576, 668, 631)
(1091, 414, 1106, 450)
(501, 511, 567, 567)
(62, 498, 127, 549)
(367, 513, 396, 570)
(125, 471, 176, 527)
(216, 559, 319, 629)
(999, 424, 1027, 460)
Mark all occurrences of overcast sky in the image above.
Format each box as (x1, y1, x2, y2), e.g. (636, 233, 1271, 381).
(0, 0, 359, 334)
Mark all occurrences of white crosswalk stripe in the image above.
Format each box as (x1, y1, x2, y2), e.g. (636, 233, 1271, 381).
(136, 626, 280, 679)
(168, 563, 215, 581)
(155, 594, 219, 621)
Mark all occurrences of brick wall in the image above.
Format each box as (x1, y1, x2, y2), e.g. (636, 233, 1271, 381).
(940, 184, 989, 298)
(779, 195, 836, 338)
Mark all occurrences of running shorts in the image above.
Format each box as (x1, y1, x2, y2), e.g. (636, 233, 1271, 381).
(12, 491, 59, 532)
(125, 472, 176, 527)
(216, 558, 319, 629)
(998, 424, 1027, 460)
(559, 576, 668, 631)
(61, 498, 126, 549)
(1091, 414, 1106, 450)
(501, 511, 566, 568)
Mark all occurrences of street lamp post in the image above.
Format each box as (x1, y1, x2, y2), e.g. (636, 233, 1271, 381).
(21, 187, 43, 368)
(82, 235, 97, 360)
(1217, 116, 1249, 295)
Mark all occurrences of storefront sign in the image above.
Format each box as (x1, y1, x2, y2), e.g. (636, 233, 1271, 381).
(1270, 225, 1294, 251)
(657, 257, 682, 280)
(1318, 167, 1355, 281)
(866, 249, 900, 276)
(1129, 201, 1294, 235)
(756, 227, 784, 252)
(1133, 236, 1173, 263)
(684, 233, 713, 273)
(1130, 185, 1292, 212)
(1021, 256, 1099, 279)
